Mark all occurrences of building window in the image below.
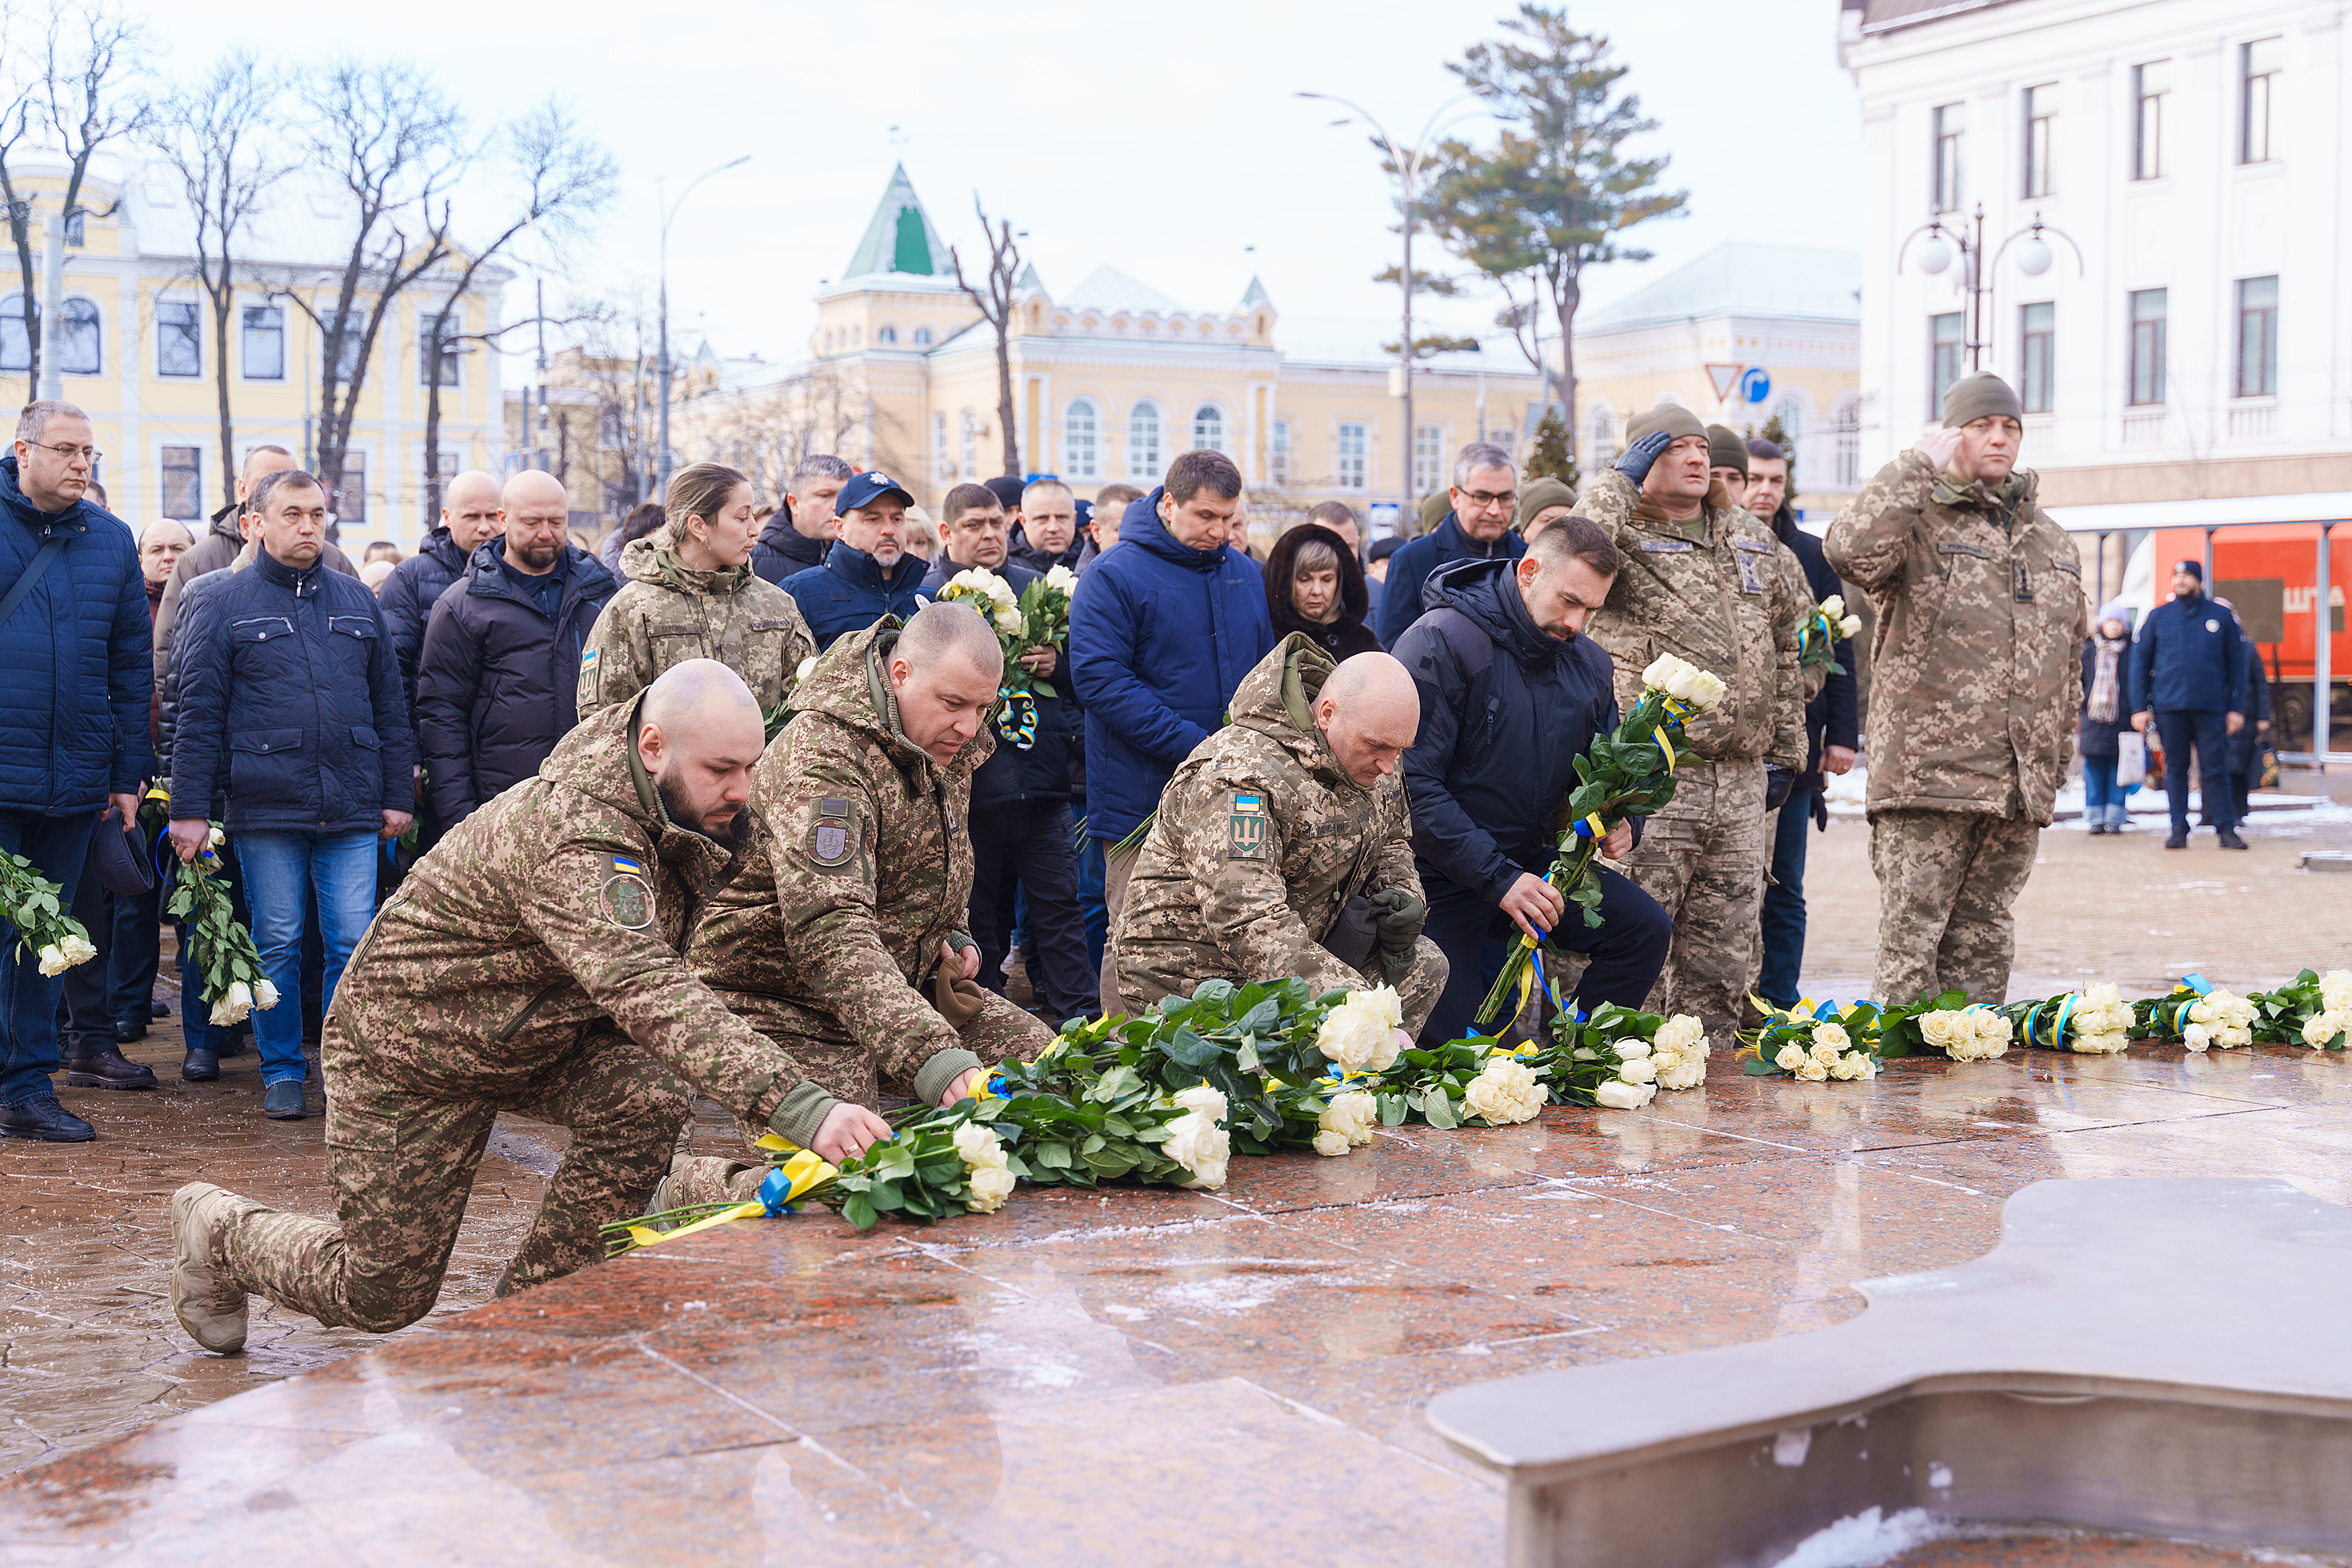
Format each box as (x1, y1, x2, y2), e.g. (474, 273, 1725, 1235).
(242, 304, 284, 379)
(2133, 61, 2170, 180)
(1589, 407, 1616, 463)
(418, 309, 459, 386)
(1065, 398, 1098, 479)
(54, 298, 99, 375)
(327, 450, 366, 524)
(933, 411, 950, 482)
(1932, 103, 1965, 213)
(2022, 84, 2056, 199)
(2128, 288, 2167, 406)
(912, 326, 933, 346)
(1191, 403, 1224, 453)
(877, 325, 897, 344)
(1929, 312, 1965, 417)
(157, 299, 202, 377)
(959, 409, 977, 479)
(2241, 38, 2281, 164)
(1412, 424, 1442, 497)
(1271, 419, 1291, 485)
(1336, 421, 1367, 490)
(160, 446, 202, 519)
(321, 306, 365, 384)
(2235, 276, 2278, 397)
(1832, 396, 1861, 489)
(2020, 302, 2055, 413)
(1127, 401, 1161, 480)
(0, 296, 30, 372)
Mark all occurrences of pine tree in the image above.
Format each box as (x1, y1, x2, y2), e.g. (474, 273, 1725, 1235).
(1525, 407, 1579, 493)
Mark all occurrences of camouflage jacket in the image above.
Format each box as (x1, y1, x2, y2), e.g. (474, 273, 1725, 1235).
(1825, 452, 2088, 824)
(1573, 469, 1809, 769)
(1116, 634, 1420, 1006)
(326, 697, 807, 1128)
(686, 620, 1050, 1110)
(577, 536, 816, 722)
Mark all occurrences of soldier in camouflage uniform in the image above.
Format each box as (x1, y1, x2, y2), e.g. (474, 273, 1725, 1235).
(1573, 405, 1810, 1042)
(1826, 373, 2088, 1006)
(665, 605, 1055, 1207)
(165, 662, 877, 1353)
(1112, 637, 1447, 1032)
(577, 462, 816, 726)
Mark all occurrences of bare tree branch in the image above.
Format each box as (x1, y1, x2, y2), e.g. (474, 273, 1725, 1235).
(950, 193, 1022, 479)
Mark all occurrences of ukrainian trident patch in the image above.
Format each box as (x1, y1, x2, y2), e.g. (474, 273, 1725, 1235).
(807, 797, 855, 868)
(1227, 792, 1268, 860)
(600, 856, 654, 930)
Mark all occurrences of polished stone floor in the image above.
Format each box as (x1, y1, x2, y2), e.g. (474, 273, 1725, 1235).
(7, 1042, 2352, 1567)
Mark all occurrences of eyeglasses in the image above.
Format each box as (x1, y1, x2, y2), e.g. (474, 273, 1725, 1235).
(1459, 488, 1517, 510)
(28, 442, 100, 462)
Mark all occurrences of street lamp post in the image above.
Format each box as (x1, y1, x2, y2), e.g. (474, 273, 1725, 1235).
(1900, 202, 2084, 376)
(1298, 91, 1479, 518)
(655, 154, 750, 501)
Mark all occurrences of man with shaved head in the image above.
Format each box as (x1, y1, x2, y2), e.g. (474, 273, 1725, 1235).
(380, 468, 506, 709)
(663, 603, 1058, 1213)
(1110, 639, 1449, 1035)
(414, 469, 618, 830)
(168, 659, 837, 1350)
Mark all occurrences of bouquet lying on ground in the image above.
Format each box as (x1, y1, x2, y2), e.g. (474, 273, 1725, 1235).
(2133, 975, 2256, 1051)
(2247, 969, 2352, 1050)
(1799, 593, 1863, 677)
(1474, 653, 1726, 1028)
(164, 818, 279, 1028)
(1736, 997, 1883, 1081)
(0, 844, 96, 977)
(1999, 985, 2133, 1055)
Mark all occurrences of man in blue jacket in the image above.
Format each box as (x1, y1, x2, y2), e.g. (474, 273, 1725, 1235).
(0, 401, 152, 1142)
(168, 469, 417, 1120)
(1069, 450, 1273, 1011)
(2130, 558, 2249, 850)
(1374, 441, 1526, 647)
(1393, 520, 1671, 1046)
(783, 469, 931, 651)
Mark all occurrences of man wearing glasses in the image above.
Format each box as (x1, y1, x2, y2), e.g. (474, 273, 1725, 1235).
(1374, 442, 1526, 648)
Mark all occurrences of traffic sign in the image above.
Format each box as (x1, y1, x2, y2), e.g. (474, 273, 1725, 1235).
(1741, 366, 1772, 405)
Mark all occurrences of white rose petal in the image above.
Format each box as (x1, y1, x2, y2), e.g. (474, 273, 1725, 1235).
(207, 826, 225, 846)
(965, 1164, 1016, 1213)
(1654, 1015, 1707, 1055)
(1161, 1110, 1230, 1189)
(1612, 1038, 1653, 1061)
(952, 1122, 1009, 1171)
(34, 944, 65, 977)
(2182, 1023, 2211, 1051)
(1811, 1022, 1851, 1052)
(1774, 1044, 1807, 1072)
(1617, 1056, 1658, 1085)
(1594, 1078, 1655, 1110)
(1462, 1058, 1546, 1124)
(2321, 971, 2352, 1013)
(1312, 1130, 1351, 1157)
(253, 978, 281, 1010)
(1173, 1084, 1228, 1122)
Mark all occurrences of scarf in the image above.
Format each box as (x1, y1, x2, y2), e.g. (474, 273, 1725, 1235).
(2086, 633, 2127, 724)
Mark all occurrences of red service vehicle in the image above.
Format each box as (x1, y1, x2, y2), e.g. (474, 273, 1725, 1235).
(2146, 524, 2348, 751)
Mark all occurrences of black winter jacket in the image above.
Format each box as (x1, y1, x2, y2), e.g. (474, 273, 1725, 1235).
(1008, 524, 1085, 576)
(2130, 591, 2251, 716)
(1395, 557, 1623, 906)
(377, 525, 471, 706)
(2077, 634, 2130, 762)
(1265, 522, 1383, 662)
(1768, 504, 1859, 776)
(751, 505, 829, 586)
(415, 538, 618, 827)
(170, 547, 415, 834)
(917, 556, 1078, 807)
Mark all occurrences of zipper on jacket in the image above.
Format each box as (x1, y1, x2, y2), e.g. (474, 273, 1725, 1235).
(493, 981, 562, 1042)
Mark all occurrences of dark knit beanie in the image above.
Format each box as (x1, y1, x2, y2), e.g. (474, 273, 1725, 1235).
(1706, 424, 1749, 477)
(1516, 475, 1575, 529)
(1940, 372, 2024, 429)
(1626, 404, 1706, 446)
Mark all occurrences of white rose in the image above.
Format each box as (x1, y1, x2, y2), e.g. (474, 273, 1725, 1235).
(1654, 1015, 1706, 1055)
(1315, 995, 1402, 1073)
(1312, 1130, 1351, 1157)
(2182, 1023, 2210, 1051)
(1612, 1037, 1653, 1061)
(1917, 1011, 1963, 1052)
(1774, 1044, 1807, 1072)
(952, 1122, 1008, 1170)
(1818, 594, 1845, 621)
(2303, 1011, 2347, 1048)
(1594, 1078, 1655, 1110)
(1318, 1089, 1377, 1146)
(2083, 982, 2124, 1010)
(1828, 1052, 1867, 1081)
(1794, 1057, 1830, 1081)
(1044, 565, 1079, 593)
(1461, 1058, 1545, 1124)
(1809, 1040, 1843, 1067)
(795, 657, 816, 683)
(1355, 984, 1404, 1028)
(1161, 1110, 1230, 1189)
(209, 980, 254, 1027)
(2322, 971, 2352, 1012)
(34, 944, 66, 977)
(2079, 1030, 2130, 1055)
(253, 978, 281, 1010)
(1653, 1043, 1706, 1091)
(1172, 1084, 1228, 1122)
(965, 1163, 1016, 1213)
(1849, 1052, 1880, 1080)
(1686, 670, 1728, 710)
(1839, 615, 1863, 639)
(60, 934, 97, 969)
(1640, 653, 1689, 693)
(207, 826, 226, 846)
(1810, 1022, 1851, 1052)
(1972, 1012, 2012, 1053)
(1617, 1056, 1658, 1085)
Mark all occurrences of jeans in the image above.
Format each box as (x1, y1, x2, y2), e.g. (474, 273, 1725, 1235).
(1756, 792, 1814, 1009)
(2081, 755, 2124, 828)
(2155, 710, 2234, 834)
(1073, 794, 1108, 978)
(969, 801, 1094, 1024)
(236, 830, 377, 1087)
(0, 810, 99, 1105)
(1418, 856, 1673, 1047)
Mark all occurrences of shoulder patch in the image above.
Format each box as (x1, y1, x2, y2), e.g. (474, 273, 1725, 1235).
(599, 870, 654, 930)
(807, 798, 856, 868)
(1227, 791, 1268, 861)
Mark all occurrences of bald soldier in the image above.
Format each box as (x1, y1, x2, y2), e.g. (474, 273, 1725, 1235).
(1111, 638, 1448, 1033)
(663, 603, 1056, 1208)
(168, 662, 847, 1351)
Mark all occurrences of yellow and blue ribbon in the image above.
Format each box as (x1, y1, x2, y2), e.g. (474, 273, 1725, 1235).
(623, 1142, 838, 1251)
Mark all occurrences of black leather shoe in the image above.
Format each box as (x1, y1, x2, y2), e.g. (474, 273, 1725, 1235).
(0, 1095, 95, 1141)
(63, 1046, 159, 1090)
(152, 999, 170, 1018)
(2218, 828, 2249, 850)
(262, 1080, 308, 1120)
(2165, 833, 2188, 850)
(182, 1049, 219, 1082)
(113, 1016, 148, 1043)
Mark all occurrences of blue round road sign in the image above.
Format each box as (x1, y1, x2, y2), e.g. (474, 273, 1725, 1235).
(1741, 366, 1771, 405)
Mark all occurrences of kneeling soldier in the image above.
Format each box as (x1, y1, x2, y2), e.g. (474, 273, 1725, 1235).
(167, 661, 881, 1351)
(665, 603, 1055, 1206)
(1111, 639, 1447, 1034)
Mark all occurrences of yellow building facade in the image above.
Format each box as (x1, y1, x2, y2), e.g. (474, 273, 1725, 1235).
(2, 158, 505, 546)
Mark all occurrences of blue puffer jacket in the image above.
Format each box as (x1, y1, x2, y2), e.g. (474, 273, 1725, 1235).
(2129, 591, 2249, 717)
(170, 547, 417, 833)
(0, 455, 152, 813)
(1069, 488, 1273, 844)
(1375, 511, 1525, 648)
(783, 541, 931, 652)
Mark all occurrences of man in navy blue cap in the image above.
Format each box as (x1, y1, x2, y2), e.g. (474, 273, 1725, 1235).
(2129, 558, 2249, 850)
(783, 470, 932, 652)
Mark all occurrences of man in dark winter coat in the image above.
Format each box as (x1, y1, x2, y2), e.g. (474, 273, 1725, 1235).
(783, 471, 931, 650)
(1393, 521, 1671, 1046)
(1745, 440, 1859, 1007)
(415, 471, 618, 830)
(0, 401, 154, 1142)
(751, 454, 852, 585)
(1069, 450, 1274, 999)
(168, 469, 415, 1120)
(2129, 559, 2249, 850)
(1375, 442, 1526, 648)
(152, 445, 356, 685)
(1008, 478, 1087, 574)
(379, 469, 504, 707)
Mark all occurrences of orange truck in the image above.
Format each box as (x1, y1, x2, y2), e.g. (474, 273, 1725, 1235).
(2145, 524, 2348, 752)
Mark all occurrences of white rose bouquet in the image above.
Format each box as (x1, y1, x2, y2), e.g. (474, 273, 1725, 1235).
(1474, 652, 1727, 1028)
(1737, 997, 1881, 1083)
(1013, 565, 1078, 697)
(162, 822, 281, 1028)
(1996, 985, 2133, 1055)
(2246, 968, 2352, 1050)
(1798, 593, 1864, 677)
(2131, 976, 2255, 1051)
(1, 845, 98, 978)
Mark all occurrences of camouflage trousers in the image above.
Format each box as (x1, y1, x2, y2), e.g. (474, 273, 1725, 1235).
(217, 1016, 691, 1334)
(1110, 935, 1449, 1037)
(1616, 756, 1769, 1043)
(1868, 807, 2040, 1008)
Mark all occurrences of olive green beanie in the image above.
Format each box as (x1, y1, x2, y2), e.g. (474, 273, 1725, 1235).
(1941, 371, 2024, 428)
(1516, 475, 1575, 530)
(1705, 424, 1749, 477)
(1625, 404, 1706, 446)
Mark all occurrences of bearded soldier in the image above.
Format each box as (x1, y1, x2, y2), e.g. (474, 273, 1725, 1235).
(1110, 640, 1446, 1032)
(1573, 405, 1810, 1042)
(1826, 372, 2088, 1005)
(166, 662, 871, 1352)
(663, 603, 1056, 1208)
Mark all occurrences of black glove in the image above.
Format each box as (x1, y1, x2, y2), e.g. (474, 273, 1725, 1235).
(1764, 765, 1796, 812)
(1612, 430, 1673, 486)
(1368, 887, 1425, 983)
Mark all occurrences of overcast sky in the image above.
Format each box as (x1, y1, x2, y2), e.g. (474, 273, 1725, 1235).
(121, 0, 1863, 374)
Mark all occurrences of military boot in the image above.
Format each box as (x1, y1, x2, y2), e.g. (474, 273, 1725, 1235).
(170, 1182, 252, 1354)
(62, 1045, 158, 1090)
